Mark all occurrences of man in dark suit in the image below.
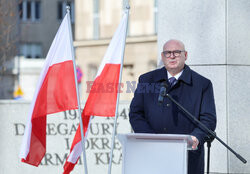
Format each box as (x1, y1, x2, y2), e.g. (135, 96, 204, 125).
(129, 39, 217, 174)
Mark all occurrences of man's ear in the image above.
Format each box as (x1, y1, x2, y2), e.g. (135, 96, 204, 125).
(185, 51, 188, 60)
(161, 52, 164, 60)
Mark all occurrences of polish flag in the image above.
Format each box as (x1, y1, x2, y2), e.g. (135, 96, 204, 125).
(63, 12, 129, 174)
(19, 13, 78, 166)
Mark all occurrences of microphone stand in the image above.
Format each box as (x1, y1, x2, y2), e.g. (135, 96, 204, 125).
(165, 93, 247, 173)
(204, 134, 215, 174)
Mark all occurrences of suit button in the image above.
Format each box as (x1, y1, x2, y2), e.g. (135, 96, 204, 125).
(167, 103, 170, 107)
(163, 128, 167, 132)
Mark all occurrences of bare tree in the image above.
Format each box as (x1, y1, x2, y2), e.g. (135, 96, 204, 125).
(0, 0, 19, 98)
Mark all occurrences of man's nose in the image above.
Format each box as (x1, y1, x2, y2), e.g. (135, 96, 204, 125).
(169, 53, 175, 58)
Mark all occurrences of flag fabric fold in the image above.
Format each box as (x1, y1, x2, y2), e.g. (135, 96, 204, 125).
(19, 13, 78, 166)
(63, 12, 128, 174)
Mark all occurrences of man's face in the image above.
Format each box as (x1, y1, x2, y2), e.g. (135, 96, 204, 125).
(161, 40, 187, 74)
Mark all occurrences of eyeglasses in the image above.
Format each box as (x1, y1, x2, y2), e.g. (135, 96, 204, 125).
(162, 50, 185, 58)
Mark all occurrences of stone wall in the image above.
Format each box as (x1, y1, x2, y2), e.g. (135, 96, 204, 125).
(0, 100, 131, 174)
(158, 0, 250, 173)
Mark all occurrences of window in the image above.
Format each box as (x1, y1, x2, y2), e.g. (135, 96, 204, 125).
(27, 1, 31, 19)
(35, 1, 41, 19)
(20, 43, 42, 58)
(154, 0, 158, 34)
(19, 3, 23, 19)
(57, 1, 74, 23)
(93, 0, 99, 39)
(87, 64, 98, 80)
(19, 0, 41, 21)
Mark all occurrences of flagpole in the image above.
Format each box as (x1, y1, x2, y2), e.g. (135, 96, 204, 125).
(66, 6, 88, 174)
(108, 3, 130, 174)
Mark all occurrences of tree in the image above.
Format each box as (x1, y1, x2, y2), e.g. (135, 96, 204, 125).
(0, 0, 19, 98)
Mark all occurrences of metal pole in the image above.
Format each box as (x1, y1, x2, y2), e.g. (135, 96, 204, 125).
(107, 3, 130, 174)
(66, 6, 88, 174)
(207, 141, 211, 174)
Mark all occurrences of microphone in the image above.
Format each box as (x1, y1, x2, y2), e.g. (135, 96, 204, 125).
(158, 81, 168, 105)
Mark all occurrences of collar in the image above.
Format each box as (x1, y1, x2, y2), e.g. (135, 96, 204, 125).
(178, 65, 192, 85)
(153, 65, 192, 85)
(167, 70, 183, 80)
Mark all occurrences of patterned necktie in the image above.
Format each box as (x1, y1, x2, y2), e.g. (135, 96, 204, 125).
(169, 77, 177, 88)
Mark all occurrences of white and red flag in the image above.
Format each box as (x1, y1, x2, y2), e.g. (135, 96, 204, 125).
(19, 13, 78, 166)
(63, 12, 129, 174)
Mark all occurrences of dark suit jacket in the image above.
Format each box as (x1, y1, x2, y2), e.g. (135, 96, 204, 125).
(129, 65, 217, 174)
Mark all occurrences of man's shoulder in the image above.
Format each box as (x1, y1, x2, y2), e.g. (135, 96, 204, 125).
(140, 68, 161, 78)
(139, 67, 164, 83)
(189, 68, 212, 85)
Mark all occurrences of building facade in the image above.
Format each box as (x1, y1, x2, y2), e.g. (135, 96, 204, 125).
(18, 0, 75, 58)
(1, 0, 158, 100)
(0, 0, 76, 99)
(74, 0, 158, 100)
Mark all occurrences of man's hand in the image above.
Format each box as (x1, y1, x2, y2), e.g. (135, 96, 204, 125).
(191, 136, 199, 150)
